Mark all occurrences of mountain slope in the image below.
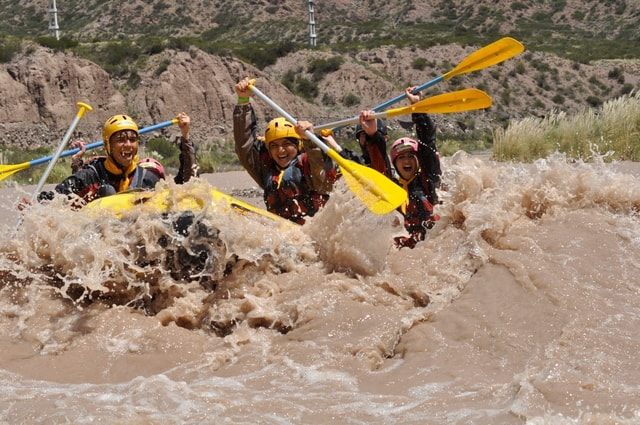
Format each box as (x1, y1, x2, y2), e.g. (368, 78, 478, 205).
(3, 0, 639, 60)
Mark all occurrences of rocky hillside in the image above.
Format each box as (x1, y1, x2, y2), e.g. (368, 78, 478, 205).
(0, 0, 639, 151)
(1, 40, 638, 152)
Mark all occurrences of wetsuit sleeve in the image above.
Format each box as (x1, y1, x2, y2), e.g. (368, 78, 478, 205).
(362, 130, 392, 179)
(412, 113, 439, 174)
(233, 103, 268, 188)
(174, 136, 200, 184)
(141, 169, 162, 189)
(302, 136, 337, 194)
(37, 167, 100, 202)
(339, 148, 365, 164)
(412, 112, 441, 201)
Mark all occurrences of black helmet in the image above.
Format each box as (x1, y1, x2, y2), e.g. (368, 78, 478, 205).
(355, 119, 387, 140)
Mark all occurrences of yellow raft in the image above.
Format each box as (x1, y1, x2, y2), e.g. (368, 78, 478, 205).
(83, 185, 292, 226)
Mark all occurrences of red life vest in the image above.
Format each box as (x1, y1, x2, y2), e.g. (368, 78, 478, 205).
(263, 155, 329, 225)
(395, 172, 439, 248)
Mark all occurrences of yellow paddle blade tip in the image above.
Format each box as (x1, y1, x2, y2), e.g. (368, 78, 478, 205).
(340, 164, 408, 215)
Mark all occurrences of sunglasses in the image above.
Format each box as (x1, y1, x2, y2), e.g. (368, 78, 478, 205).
(111, 130, 139, 144)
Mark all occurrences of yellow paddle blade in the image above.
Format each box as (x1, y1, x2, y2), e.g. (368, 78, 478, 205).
(386, 88, 492, 117)
(444, 37, 525, 80)
(318, 89, 492, 137)
(0, 162, 31, 182)
(327, 150, 406, 215)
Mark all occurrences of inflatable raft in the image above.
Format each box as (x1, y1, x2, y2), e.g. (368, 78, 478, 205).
(84, 185, 292, 225)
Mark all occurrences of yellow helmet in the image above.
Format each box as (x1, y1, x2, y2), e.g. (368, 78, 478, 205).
(102, 114, 139, 154)
(264, 117, 301, 147)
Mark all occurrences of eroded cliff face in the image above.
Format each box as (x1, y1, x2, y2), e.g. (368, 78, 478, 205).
(0, 45, 323, 151)
(1, 47, 125, 149)
(124, 49, 320, 148)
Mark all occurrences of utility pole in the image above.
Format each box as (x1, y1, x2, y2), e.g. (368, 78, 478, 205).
(48, 0, 60, 40)
(308, 0, 316, 47)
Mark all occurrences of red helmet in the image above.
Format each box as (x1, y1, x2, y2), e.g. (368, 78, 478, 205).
(390, 137, 418, 164)
(138, 157, 166, 179)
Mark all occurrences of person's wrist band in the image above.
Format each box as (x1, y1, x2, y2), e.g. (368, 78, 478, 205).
(238, 96, 250, 103)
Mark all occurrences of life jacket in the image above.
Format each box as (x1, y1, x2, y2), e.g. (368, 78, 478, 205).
(263, 156, 329, 225)
(76, 157, 161, 203)
(395, 172, 439, 247)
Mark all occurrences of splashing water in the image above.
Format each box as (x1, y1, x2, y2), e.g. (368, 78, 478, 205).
(1, 156, 639, 424)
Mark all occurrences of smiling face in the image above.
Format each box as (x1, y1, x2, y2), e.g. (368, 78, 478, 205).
(394, 152, 419, 180)
(268, 137, 299, 168)
(109, 130, 139, 169)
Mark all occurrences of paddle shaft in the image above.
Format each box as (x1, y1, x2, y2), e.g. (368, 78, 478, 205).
(248, 84, 329, 154)
(16, 102, 92, 233)
(314, 108, 408, 132)
(372, 77, 443, 113)
(31, 102, 92, 200)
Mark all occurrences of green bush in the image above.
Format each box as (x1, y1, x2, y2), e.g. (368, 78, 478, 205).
(127, 70, 142, 89)
(197, 142, 242, 173)
(307, 56, 343, 81)
(154, 59, 171, 77)
(342, 93, 359, 107)
(295, 78, 318, 100)
(607, 67, 624, 84)
(281, 69, 296, 91)
(411, 57, 428, 71)
(36, 36, 79, 51)
(586, 96, 602, 107)
(0, 37, 21, 63)
(236, 42, 296, 69)
(145, 138, 179, 167)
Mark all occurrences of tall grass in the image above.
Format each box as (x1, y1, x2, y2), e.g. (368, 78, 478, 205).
(493, 91, 640, 162)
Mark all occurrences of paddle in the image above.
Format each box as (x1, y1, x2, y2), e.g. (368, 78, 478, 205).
(372, 37, 524, 112)
(314, 88, 492, 135)
(248, 82, 407, 215)
(30, 102, 93, 198)
(0, 118, 179, 182)
(15, 102, 93, 231)
(318, 37, 524, 134)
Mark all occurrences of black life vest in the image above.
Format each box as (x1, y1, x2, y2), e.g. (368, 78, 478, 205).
(77, 157, 160, 203)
